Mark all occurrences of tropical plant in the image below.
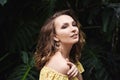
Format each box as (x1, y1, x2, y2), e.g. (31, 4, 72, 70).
(7, 51, 38, 80)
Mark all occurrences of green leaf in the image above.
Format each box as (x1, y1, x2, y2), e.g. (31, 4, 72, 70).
(48, 0, 57, 16)
(21, 66, 31, 80)
(82, 47, 112, 80)
(7, 64, 37, 80)
(21, 51, 29, 64)
(102, 8, 111, 32)
(0, 0, 7, 6)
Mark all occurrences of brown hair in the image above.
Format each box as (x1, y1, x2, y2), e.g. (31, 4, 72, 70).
(34, 9, 85, 70)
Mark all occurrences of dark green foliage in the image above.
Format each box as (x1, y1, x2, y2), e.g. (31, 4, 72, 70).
(0, 0, 120, 80)
(7, 51, 39, 80)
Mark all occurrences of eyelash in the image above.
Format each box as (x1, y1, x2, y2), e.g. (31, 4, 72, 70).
(73, 24, 77, 27)
(61, 25, 68, 29)
(61, 22, 77, 29)
(72, 22, 77, 27)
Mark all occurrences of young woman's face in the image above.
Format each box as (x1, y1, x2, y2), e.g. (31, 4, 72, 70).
(54, 15, 79, 45)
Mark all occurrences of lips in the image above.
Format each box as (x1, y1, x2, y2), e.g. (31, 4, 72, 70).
(70, 34, 78, 38)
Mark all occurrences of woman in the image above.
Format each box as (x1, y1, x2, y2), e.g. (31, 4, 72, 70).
(34, 9, 85, 80)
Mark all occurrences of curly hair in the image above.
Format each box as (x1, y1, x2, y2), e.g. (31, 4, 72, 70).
(34, 9, 85, 70)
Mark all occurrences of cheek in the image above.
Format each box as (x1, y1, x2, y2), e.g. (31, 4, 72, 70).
(76, 27, 79, 32)
(56, 30, 69, 38)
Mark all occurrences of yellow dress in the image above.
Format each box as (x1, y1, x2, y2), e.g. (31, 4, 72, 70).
(39, 62, 84, 80)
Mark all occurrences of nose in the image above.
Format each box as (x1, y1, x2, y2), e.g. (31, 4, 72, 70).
(71, 26, 77, 33)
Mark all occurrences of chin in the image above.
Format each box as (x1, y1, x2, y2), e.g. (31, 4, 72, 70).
(64, 39, 79, 44)
(74, 39, 79, 42)
(71, 40, 79, 44)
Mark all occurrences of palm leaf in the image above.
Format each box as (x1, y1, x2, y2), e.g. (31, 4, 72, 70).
(7, 51, 39, 80)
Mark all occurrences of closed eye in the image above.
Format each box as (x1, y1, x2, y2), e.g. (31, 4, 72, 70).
(72, 21, 77, 27)
(61, 23, 69, 29)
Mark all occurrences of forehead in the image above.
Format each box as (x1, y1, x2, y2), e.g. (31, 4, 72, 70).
(54, 15, 74, 26)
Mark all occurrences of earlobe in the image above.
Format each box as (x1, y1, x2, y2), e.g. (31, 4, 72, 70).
(53, 36, 59, 42)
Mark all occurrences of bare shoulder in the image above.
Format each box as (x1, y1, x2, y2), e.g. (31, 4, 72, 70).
(45, 52, 69, 75)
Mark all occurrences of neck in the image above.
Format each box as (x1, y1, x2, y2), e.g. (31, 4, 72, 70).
(59, 43, 73, 59)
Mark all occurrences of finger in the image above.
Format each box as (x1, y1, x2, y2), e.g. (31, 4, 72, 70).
(68, 67, 78, 77)
(68, 68, 76, 77)
(67, 64, 75, 75)
(72, 69, 78, 77)
(67, 62, 74, 68)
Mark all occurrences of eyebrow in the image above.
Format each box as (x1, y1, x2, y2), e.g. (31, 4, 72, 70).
(63, 23, 69, 25)
(62, 20, 75, 24)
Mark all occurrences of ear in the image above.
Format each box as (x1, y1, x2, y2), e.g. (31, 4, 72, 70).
(53, 35, 59, 41)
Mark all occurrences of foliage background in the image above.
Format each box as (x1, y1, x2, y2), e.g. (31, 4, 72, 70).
(0, 0, 120, 80)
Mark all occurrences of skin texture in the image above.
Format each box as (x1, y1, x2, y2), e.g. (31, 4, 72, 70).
(45, 15, 83, 80)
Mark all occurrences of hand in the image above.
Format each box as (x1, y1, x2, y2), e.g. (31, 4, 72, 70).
(67, 61, 79, 78)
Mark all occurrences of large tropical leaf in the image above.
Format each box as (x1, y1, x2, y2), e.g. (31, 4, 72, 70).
(0, 0, 7, 6)
(81, 46, 112, 80)
(7, 51, 39, 80)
